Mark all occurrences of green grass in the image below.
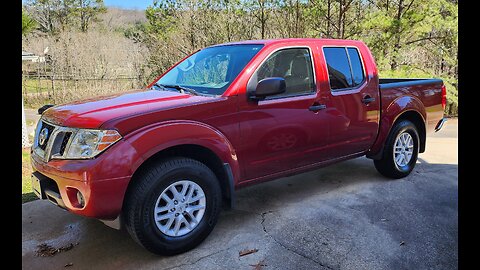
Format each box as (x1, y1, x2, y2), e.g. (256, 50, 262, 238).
(22, 148, 38, 204)
(22, 78, 52, 94)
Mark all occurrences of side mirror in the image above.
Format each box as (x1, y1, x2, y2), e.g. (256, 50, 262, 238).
(38, 104, 54, 115)
(249, 77, 286, 100)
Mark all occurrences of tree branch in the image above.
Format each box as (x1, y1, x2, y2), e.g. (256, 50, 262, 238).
(401, 0, 415, 17)
(405, 35, 447, 45)
(364, 0, 382, 10)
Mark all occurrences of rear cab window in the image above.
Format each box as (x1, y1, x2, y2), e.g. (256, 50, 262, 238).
(322, 47, 365, 91)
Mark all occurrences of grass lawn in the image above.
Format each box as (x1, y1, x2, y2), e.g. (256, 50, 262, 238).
(22, 148, 38, 204)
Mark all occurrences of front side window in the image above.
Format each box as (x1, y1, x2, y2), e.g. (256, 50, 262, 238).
(155, 44, 263, 95)
(323, 47, 365, 91)
(249, 48, 315, 98)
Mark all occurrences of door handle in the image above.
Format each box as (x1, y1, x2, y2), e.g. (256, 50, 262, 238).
(309, 104, 327, 111)
(362, 96, 375, 104)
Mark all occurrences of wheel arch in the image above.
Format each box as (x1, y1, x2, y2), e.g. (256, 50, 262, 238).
(126, 143, 235, 210)
(393, 110, 426, 153)
(367, 95, 427, 159)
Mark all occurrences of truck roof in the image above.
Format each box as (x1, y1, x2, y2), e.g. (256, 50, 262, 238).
(210, 38, 364, 47)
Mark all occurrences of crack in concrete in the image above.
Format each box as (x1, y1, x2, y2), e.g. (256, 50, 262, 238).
(259, 211, 336, 270)
(162, 246, 232, 270)
(338, 244, 355, 268)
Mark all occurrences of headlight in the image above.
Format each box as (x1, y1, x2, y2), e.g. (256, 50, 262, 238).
(63, 129, 122, 159)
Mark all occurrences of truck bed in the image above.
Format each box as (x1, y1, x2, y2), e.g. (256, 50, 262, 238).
(379, 78, 443, 89)
(378, 77, 444, 135)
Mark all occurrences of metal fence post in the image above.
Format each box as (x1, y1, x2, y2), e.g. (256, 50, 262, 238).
(22, 96, 30, 148)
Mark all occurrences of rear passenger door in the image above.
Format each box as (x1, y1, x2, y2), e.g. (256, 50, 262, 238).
(322, 46, 380, 158)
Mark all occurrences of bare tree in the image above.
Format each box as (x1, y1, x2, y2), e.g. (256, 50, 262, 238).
(74, 0, 106, 32)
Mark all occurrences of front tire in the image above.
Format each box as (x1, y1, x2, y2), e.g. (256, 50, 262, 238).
(123, 157, 222, 255)
(374, 120, 420, 179)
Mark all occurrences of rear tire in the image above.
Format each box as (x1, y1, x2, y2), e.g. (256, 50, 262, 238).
(123, 157, 222, 255)
(374, 120, 420, 179)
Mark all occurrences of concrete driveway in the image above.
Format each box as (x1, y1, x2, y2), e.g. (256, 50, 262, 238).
(22, 119, 458, 270)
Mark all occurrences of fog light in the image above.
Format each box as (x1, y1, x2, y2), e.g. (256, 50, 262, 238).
(76, 191, 85, 207)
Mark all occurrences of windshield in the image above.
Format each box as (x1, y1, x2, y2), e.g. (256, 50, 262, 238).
(154, 44, 264, 95)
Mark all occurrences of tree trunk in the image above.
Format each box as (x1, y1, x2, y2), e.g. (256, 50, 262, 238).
(261, 2, 266, 39)
(337, 0, 343, 38)
(326, 0, 331, 37)
(390, 0, 404, 71)
(295, 0, 300, 37)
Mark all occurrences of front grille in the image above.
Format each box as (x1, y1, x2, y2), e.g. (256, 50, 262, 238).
(59, 132, 72, 155)
(33, 119, 76, 161)
(38, 122, 55, 150)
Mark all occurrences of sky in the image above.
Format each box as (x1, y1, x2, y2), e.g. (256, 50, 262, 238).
(103, 0, 153, 10)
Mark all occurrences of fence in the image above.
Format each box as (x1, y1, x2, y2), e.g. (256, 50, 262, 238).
(22, 73, 142, 107)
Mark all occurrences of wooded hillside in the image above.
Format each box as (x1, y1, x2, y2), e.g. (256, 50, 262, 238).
(22, 0, 458, 115)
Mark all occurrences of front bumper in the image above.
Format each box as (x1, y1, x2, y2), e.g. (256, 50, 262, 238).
(30, 139, 137, 220)
(30, 168, 130, 219)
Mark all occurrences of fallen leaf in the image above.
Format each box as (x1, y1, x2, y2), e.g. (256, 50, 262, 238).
(400, 241, 405, 246)
(35, 244, 57, 257)
(239, 248, 259, 257)
(35, 242, 78, 257)
(58, 243, 75, 252)
(64, 263, 73, 267)
(249, 259, 267, 270)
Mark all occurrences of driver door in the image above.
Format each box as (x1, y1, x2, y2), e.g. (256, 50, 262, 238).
(237, 47, 331, 180)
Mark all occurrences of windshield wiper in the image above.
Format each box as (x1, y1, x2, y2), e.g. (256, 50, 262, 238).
(154, 83, 200, 96)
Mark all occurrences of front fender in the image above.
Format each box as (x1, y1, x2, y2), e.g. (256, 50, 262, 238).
(123, 120, 240, 185)
(367, 95, 426, 158)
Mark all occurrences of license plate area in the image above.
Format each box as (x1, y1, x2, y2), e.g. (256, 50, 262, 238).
(31, 172, 47, 199)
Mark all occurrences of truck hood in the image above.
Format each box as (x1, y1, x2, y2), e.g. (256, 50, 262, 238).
(42, 89, 217, 129)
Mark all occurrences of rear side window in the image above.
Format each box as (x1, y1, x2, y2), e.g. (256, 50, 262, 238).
(347, 48, 365, 86)
(323, 47, 365, 91)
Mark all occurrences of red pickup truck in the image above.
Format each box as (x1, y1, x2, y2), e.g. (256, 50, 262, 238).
(31, 38, 447, 255)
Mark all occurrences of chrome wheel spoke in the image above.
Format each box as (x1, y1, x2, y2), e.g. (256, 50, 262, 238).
(156, 212, 174, 221)
(181, 182, 189, 196)
(186, 185, 195, 201)
(183, 218, 193, 230)
(155, 205, 171, 213)
(188, 194, 205, 204)
(188, 204, 205, 212)
(160, 217, 175, 233)
(173, 216, 182, 236)
(161, 193, 173, 204)
(185, 210, 198, 223)
(169, 186, 183, 200)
